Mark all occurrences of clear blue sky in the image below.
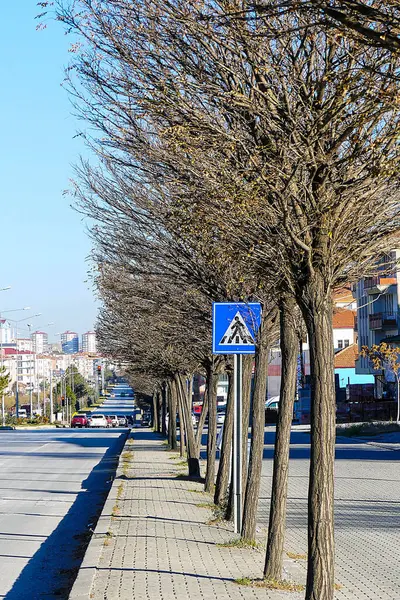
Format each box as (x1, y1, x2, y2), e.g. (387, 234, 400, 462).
(0, 3, 97, 342)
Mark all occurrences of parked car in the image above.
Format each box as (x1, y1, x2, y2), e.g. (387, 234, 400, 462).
(88, 414, 108, 428)
(217, 406, 226, 425)
(105, 416, 113, 428)
(265, 397, 279, 424)
(141, 415, 151, 427)
(108, 415, 119, 427)
(117, 415, 127, 426)
(71, 414, 88, 428)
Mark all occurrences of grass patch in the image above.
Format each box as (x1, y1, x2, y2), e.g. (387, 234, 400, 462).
(112, 505, 120, 517)
(235, 577, 304, 592)
(287, 552, 307, 560)
(218, 537, 260, 549)
(235, 577, 252, 586)
(189, 488, 205, 494)
(337, 421, 400, 438)
(116, 483, 124, 500)
(196, 502, 215, 509)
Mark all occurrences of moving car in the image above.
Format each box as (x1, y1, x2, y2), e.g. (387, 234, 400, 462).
(88, 414, 108, 428)
(71, 414, 88, 428)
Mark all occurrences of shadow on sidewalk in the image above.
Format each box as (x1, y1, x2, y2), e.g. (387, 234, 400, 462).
(93, 566, 237, 582)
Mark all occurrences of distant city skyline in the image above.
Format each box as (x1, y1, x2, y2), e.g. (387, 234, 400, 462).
(1, 5, 98, 336)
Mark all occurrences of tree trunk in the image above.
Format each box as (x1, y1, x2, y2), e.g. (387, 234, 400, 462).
(241, 312, 271, 542)
(177, 387, 186, 457)
(205, 359, 218, 493)
(169, 381, 178, 450)
(225, 462, 234, 521)
(241, 355, 253, 500)
(300, 285, 335, 600)
(161, 383, 167, 437)
(195, 386, 209, 453)
(168, 383, 173, 448)
(152, 389, 159, 432)
(264, 296, 298, 580)
(176, 374, 200, 477)
(214, 368, 234, 506)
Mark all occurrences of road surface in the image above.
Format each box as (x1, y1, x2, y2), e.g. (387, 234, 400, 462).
(0, 391, 134, 600)
(258, 428, 400, 600)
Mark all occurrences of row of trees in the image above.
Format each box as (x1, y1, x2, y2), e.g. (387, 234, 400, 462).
(49, 2, 400, 598)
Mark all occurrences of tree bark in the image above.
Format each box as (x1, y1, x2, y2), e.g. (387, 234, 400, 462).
(214, 368, 234, 506)
(195, 385, 209, 453)
(300, 282, 335, 600)
(161, 383, 167, 437)
(205, 359, 218, 493)
(152, 389, 159, 432)
(176, 374, 200, 477)
(176, 386, 186, 457)
(241, 311, 271, 542)
(241, 355, 253, 499)
(264, 296, 298, 580)
(169, 380, 178, 450)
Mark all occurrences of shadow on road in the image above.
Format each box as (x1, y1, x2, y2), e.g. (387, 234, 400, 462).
(3, 431, 128, 600)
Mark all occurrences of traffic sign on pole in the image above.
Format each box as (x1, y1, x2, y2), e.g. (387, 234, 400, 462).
(212, 302, 262, 534)
(212, 302, 262, 354)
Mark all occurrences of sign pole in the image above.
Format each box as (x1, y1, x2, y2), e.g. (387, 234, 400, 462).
(233, 353, 243, 534)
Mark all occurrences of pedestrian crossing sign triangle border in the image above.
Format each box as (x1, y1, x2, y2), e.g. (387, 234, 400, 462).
(212, 302, 262, 355)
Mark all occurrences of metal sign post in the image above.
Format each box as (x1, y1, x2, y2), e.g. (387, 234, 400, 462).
(212, 302, 261, 535)
(233, 353, 243, 533)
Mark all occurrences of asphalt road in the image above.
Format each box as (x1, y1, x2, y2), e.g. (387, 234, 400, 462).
(0, 393, 134, 600)
(259, 428, 400, 600)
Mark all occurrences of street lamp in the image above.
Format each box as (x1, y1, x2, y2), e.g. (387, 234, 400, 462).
(10, 314, 41, 419)
(0, 287, 10, 426)
(29, 322, 55, 420)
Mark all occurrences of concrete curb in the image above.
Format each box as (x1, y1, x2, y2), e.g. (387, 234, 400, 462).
(68, 431, 130, 600)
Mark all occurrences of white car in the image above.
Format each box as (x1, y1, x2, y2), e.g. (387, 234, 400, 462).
(217, 406, 226, 425)
(88, 414, 108, 428)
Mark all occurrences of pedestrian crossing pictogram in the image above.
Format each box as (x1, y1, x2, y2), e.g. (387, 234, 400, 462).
(219, 311, 255, 345)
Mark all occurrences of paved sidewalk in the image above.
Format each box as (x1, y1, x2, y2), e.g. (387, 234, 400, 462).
(70, 429, 303, 600)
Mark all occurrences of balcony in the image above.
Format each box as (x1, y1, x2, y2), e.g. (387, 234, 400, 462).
(369, 312, 398, 331)
(364, 276, 397, 294)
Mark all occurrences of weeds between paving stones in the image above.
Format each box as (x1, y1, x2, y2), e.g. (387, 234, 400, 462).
(189, 488, 206, 494)
(116, 483, 124, 500)
(235, 577, 304, 592)
(195, 502, 215, 509)
(218, 538, 262, 549)
(286, 552, 307, 560)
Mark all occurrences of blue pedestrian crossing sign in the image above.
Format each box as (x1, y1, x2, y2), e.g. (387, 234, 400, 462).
(212, 302, 262, 354)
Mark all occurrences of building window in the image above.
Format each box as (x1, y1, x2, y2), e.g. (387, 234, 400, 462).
(338, 340, 343, 349)
(344, 340, 350, 348)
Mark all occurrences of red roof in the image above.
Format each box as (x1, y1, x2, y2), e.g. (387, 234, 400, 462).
(3, 348, 34, 355)
(334, 344, 358, 369)
(332, 308, 356, 329)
